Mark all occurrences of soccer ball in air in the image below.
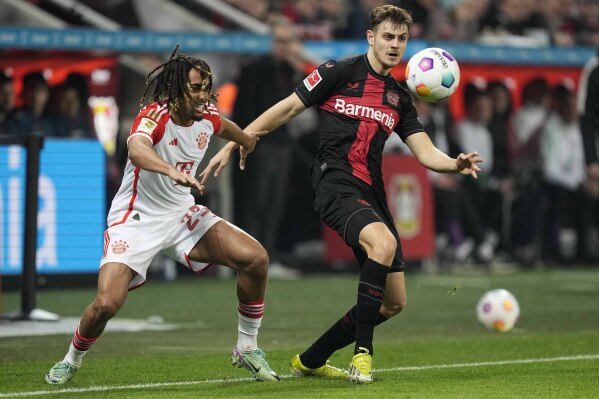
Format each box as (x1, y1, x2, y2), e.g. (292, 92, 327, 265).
(405, 47, 460, 102)
(476, 289, 520, 332)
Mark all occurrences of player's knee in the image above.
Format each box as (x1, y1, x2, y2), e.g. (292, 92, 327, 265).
(92, 296, 122, 321)
(245, 245, 269, 278)
(368, 234, 397, 264)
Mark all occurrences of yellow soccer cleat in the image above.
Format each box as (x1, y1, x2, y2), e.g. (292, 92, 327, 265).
(348, 348, 373, 384)
(289, 354, 349, 378)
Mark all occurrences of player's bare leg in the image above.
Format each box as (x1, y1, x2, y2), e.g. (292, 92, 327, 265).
(189, 220, 279, 381)
(379, 271, 407, 319)
(46, 263, 133, 384)
(189, 220, 268, 303)
(79, 263, 134, 337)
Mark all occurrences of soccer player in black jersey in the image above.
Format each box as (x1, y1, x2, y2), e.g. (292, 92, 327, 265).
(201, 4, 482, 384)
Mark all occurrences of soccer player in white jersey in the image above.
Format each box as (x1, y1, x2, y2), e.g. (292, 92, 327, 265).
(45, 47, 280, 384)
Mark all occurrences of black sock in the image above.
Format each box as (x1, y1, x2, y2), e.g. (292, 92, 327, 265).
(354, 258, 388, 355)
(299, 307, 389, 369)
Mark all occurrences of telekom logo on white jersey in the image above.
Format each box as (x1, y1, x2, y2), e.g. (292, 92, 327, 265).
(334, 98, 395, 129)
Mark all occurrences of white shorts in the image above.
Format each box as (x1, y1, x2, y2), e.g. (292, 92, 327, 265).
(101, 204, 222, 290)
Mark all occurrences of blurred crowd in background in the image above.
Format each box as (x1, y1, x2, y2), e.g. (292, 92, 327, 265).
(220, 0, 599, 46)
(1, 0, 599, 274)
(39, 0, 599, 47)
(400, 79, 599, 268)
(24, 0, 599, 46)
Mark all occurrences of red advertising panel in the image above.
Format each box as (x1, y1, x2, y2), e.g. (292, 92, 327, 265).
(324, 154, 435, 262)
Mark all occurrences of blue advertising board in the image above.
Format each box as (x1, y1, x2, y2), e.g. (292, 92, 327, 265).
(0, 139, 105, 275)
(0, 27, 595, 66)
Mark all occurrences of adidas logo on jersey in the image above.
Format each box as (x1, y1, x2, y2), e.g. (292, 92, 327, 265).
(169, 138, 178, 146)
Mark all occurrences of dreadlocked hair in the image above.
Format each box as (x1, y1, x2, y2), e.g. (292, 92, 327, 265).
(140, 45, 218, 112)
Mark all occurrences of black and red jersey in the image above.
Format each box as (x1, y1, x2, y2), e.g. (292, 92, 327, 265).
(295, 54, 424, 194)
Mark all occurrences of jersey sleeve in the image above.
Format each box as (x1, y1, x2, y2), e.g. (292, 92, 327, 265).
(395, 96, 425, 141)
(203, 103, 222, 134)
(129, 103, 169, 145)
(295, 60, 346, 107)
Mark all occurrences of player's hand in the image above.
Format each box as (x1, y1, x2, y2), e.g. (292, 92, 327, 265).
(241, 132, 260, 155)
(168, 169, 204, 194)
(456, 152, 483, 179)
(199, 148, 233, 185)
(239, 131, 264, 170)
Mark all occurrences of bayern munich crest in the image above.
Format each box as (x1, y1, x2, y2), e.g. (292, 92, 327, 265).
(112, 240, 129, 255)
(196, 132, 208, 150)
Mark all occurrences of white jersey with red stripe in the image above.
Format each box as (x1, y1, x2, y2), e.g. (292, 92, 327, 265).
(107, 102, 221, 225)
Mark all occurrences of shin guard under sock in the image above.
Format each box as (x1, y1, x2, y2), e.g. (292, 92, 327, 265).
(354, 258, 388, 355)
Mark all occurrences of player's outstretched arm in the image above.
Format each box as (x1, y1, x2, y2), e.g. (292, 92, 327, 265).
(200, 93, 306, 185)
(199, 120, 264, 185)
(405, 131, 483, 178)
(198, 141, 239, 185)
(218, 117, 262, 154)
(129, 135, 204, 193)
(244, 92, 306, 135)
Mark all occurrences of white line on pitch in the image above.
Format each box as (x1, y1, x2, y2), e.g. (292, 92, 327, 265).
(375, 354, 599, 372)
(1, 354, 597, 398)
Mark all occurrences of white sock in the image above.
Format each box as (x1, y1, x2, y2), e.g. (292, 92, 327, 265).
(236, 301, 264, 350)
(237, 330, 258, 351)
(64, 343, 86, 368)
(63, 326, 97, 368)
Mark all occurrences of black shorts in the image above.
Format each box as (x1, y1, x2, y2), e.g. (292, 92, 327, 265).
(314, 170, 405, 272)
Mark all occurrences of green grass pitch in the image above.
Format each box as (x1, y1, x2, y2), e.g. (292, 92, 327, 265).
(1, 269, 598, 398)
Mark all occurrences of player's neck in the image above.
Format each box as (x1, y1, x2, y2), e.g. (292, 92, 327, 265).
(366, 50, 391, 76)
(169, 110, 193, 127)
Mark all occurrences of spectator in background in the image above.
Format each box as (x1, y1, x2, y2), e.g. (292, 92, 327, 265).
(0, 71, 15, 131)
(49, 83, 93, 138)
(540, 83, 586, 262)
(578, 0, 599, 47)
(320, 0, 349, 39)
(478, 0, 550, 46)
(578, 50, 599, 262)
(343, 0, 388, 38)
(397, 0, 453, 40)
(231, 16, 305, 278)
(281, 0, 333, 40)
(5, 71, 53, 136)
(452, 0, 491, 42)
(579, 51, 599, 193)
(453, 83, 497, 263)
(412, 99, 466, 264)
(509, 77, 551, 265)
(540, 0, 583, 47)
(486, 80, 515, 254)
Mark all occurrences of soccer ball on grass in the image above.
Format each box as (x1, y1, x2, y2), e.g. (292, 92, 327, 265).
(476, 289, 520, 332)
(405, 47, 460, 102)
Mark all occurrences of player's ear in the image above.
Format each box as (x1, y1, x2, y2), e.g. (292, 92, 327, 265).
(366, 30, 374, 46)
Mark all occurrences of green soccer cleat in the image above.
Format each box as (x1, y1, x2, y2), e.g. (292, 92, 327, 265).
(348, 348, 373, 384)
(231, 347, 280, 382)
(289, 354, 348, 378)
(45, 361, 78, 385)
